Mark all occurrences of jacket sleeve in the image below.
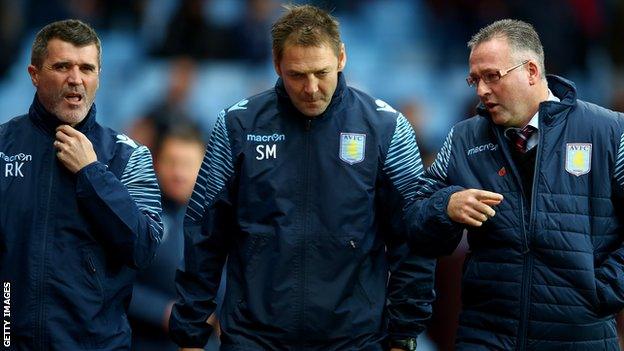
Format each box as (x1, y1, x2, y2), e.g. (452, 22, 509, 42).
(380, 114, 436, 340)
(169, 112, 234, 348)
(76, 145, 163, 269)
(596, 131, 624, 315)
(404, 127, 465, 256)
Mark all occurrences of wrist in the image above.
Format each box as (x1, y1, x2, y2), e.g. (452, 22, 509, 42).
(389, 337, 417, 351)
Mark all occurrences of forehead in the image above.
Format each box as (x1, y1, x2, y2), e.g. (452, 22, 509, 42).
(44, 38, 99, 67)
(279, 43, 338, 71)
(469, 37, 512, 72)
(159, 138, 204, 158)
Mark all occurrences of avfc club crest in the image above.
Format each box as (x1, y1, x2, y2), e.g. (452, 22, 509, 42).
(565, 143, 592, 176)
(339, 133, 366, 165)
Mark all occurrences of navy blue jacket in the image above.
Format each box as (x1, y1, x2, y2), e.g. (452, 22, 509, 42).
(407, 76, 624, 350)
(169, 73, 435, 350)
(0, 97, 163, 350)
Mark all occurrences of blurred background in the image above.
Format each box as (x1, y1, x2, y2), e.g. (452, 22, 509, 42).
(3, 0, 624, 350)
(4, 0, 624, 155)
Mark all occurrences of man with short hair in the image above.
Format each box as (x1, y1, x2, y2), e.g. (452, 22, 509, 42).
(0, 19, 163, 349)
(169, 4, 434, 351)
(407, 19, 624, 350)
(129, 123, 209, 351)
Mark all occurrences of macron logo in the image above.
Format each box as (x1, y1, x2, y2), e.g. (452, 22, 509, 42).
(246, 134, 285, 142)
(0, 151, 32, 178)
(228, 99, 249, 112)
(116, 134, 138, 148)
(375, 99, 397, 113)
(467, 143, 498, 156)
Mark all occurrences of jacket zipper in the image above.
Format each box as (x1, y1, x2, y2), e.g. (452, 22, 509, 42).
(517, 122, 543, 351)
(297, 118, 313, 346)
(493, 127, 530, 252)
(36, 147, 56, 349)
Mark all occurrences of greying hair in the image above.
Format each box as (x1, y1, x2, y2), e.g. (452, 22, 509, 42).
(271, 4, 342, 63)
(31, 19, 101, 69)
(468, 19, 545, 77)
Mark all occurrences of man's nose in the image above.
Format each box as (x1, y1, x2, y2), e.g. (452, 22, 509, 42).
(304, 75, 319, 95)
(476, 79, 491, 98)
(67, 66, 83, 85)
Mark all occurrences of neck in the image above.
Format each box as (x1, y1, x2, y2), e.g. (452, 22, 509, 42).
(537, 79, 550, 103)
(519, 81, 549, 127)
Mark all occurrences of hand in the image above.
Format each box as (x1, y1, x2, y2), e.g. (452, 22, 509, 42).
(447, 189, 503, 227)
(207, 312, 221, 338)
(178, 314, 219, 351)
(163, 301, 174, 332)
(54, 125, 97, 173)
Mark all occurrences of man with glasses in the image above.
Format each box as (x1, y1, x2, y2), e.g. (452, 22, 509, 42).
(407, 19, 624, 350)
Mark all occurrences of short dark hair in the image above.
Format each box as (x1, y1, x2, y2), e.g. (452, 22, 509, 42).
(155, 122, 205, 156)
(468, 19, 546, 77)
(271, 4, 341, 63)
(31, 19, 102, 69)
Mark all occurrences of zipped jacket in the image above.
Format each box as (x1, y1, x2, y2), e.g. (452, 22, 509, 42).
(170, 73, 435, 350)
(407, 75, 624, 350)
(0, 97, 163, 350)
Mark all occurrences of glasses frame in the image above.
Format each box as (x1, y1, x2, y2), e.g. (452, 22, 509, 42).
(466, 60, 529, 88)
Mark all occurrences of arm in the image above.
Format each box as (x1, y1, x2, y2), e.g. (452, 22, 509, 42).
(380, 114, 436, 343)
(595, 131, 624, 315)
(404, 126, 503, 257)
(55, 125, 163, 269)
(404, 127, 466, 256)
(169, 113, 234, 348)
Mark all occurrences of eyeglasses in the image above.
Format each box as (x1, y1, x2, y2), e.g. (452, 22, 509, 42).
(466, 60, 529, 88)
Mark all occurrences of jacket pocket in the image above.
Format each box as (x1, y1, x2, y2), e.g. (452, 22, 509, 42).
(242, 233, 274, 280)
(349, 239, 375, 307)
(83, 248, 105, 301)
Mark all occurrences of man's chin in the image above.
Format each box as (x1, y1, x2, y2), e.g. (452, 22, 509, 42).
(297, 104, 328, 117)
(53, 108, 88, 125)
(491, 113, 511, 127)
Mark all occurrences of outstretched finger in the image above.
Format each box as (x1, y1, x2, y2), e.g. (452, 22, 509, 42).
(481, 198, 502, 206)
(474, 190, 504, 204)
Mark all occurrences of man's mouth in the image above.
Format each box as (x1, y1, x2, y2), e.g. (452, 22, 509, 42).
(64, 93, 83, 105)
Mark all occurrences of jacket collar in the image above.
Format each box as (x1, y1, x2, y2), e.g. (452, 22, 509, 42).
(476, 74, 576, 128)
(28, 94, 97, 136)
(274, 72, 347, 119)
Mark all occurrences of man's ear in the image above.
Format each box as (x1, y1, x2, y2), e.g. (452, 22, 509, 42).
(27, 64, 39, 87)
(527, 60, 540, 85)
(338, 43, 347, 72)
(273, 50, 282, 77)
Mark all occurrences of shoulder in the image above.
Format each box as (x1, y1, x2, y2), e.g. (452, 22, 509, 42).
(575, 100, 623, 125)
(0, 114, 30, 133)
(0, 115, 33, 146)
(94, 124, 149, 175)
(219, 88, 276, 130)
(447, 115, 491, 142)
(347, 87, 403, 125)
(568, 100, 624, 139)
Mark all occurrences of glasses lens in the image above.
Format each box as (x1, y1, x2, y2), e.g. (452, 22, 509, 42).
(483, 72, 501, 83)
